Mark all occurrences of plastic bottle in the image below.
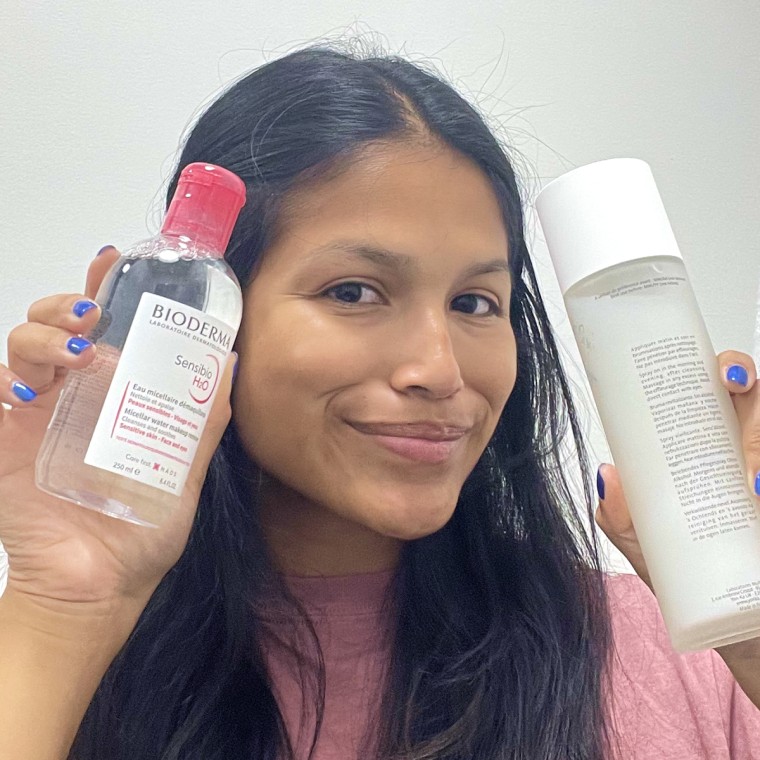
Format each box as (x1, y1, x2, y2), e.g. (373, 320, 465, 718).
(535, 158, 760, 651)
(36, 163, 246, 528)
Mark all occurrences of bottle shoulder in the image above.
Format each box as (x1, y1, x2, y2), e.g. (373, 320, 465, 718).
(122, 234, 230, 265)
(565, 255, 688, 299)
(92, 240, 242, 348)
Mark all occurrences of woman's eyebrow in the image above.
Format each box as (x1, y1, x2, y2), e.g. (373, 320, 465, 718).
(462, 259, 511, 278)
(305, 240, 510, 279)
(305, 241, 416, 272)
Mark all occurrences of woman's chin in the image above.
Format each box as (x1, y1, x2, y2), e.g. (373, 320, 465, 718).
(365, 499, 457, 542)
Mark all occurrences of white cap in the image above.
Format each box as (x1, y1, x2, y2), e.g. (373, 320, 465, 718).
(535, 158, 683, 294)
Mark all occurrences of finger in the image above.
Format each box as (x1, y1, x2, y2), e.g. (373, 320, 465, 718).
(594, 463, 652, 586)
(26, 293, 103, 334)
(595, 465, 635, 534)
(84, 246, 121, 300)
(0, 363, 40, 407)
(717, 350, 757, 395)
(185, 351, 237, 495)
(7, 321, 97, 393)
(10, 293, 102, 390)
(736, 383, 760, 500)
(716, 352, 760, 499)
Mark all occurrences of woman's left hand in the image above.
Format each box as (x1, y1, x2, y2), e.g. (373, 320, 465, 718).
(595, 349, 760, 708)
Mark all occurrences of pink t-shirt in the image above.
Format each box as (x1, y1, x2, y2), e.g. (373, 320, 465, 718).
(261, 571, 760, 759)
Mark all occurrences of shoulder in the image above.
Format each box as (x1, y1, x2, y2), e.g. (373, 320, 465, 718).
(604, 571, 660, 620)
(602, 572, 760, 759)
(604, 570, 724, 690)
(604, 571, 666, 645)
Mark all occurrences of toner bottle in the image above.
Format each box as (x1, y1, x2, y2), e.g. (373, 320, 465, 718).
(536, 158, 760, 651)
(36, 163, 245, 528)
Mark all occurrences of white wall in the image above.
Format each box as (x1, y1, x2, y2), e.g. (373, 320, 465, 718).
(1, 2, 759, 581)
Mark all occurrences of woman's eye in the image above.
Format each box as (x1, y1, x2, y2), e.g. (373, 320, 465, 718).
(451, 293, 500, 316)
(323, 282, 382, 304)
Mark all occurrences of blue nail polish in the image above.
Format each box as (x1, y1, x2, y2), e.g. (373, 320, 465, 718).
(67, 337, 92, 355)
(755, 472, 760, 497)
(72, 299, 97, 318)
(11, 381, 37, 402)
(726, 364, 749, 387)
(232, 353, 239, 383)
(96, 245, 113, 256)
(596, 468, 605, 500)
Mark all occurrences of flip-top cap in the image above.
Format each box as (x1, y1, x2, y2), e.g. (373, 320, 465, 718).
(161, 163, 246, 255)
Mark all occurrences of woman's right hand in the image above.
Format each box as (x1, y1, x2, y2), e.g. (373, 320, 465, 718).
(0, 247, 235, 616)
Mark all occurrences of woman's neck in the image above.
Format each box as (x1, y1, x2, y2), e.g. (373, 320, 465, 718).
(257, 477, 403, 576)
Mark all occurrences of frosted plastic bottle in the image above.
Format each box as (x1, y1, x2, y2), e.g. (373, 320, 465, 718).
(536, 158, 760, 651)
(36, 163, 246, 528)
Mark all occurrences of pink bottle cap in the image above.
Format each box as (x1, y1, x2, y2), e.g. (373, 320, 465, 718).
(161, 163, 246, 255)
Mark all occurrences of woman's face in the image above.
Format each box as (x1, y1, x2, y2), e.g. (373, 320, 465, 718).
(232, 141, 517, 553)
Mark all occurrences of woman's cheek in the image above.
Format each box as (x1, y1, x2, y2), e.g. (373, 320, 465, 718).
(461, 332, 517, 414)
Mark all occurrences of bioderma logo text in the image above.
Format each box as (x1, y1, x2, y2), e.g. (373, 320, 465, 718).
(150, 304, 233, 350)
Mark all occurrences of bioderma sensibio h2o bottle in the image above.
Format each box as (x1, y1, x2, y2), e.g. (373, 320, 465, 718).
(36, 163, 245, 528)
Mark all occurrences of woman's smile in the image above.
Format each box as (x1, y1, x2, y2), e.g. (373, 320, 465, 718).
(347, 420, 471, 464)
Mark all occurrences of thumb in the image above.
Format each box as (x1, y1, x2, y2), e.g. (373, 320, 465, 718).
(595, 463, 652, 587)
(85, 245, 122, 300)
(185, 350, 237, 497)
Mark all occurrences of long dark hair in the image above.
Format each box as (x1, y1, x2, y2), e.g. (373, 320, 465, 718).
(70, 40, 612, 760)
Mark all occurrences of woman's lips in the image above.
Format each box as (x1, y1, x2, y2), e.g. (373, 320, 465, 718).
(369, 435, 462, 463)
(349, 422, 469, 464)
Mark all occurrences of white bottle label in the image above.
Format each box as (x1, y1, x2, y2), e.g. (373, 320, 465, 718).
(84, 292, 235, 495)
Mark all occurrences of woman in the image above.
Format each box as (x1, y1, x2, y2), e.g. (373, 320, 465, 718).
(0, 44, 758, 759)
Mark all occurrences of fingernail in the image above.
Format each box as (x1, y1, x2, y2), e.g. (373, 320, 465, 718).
(596, 467, 605, 500)
(726, 364, 749, 387)
(97, 245, 114, 256)
(755, 472, 760, 497)
(11, 381, 37, 402)
(72, 299, 97, 318)
(232, 351, 239, 383)
(67, 337, 92, 355)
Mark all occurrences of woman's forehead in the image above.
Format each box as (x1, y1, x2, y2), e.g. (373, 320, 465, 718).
(274, 141, 509, 250)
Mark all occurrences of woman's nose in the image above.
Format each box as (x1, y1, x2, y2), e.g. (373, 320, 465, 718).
(388, 309, 464, 399)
